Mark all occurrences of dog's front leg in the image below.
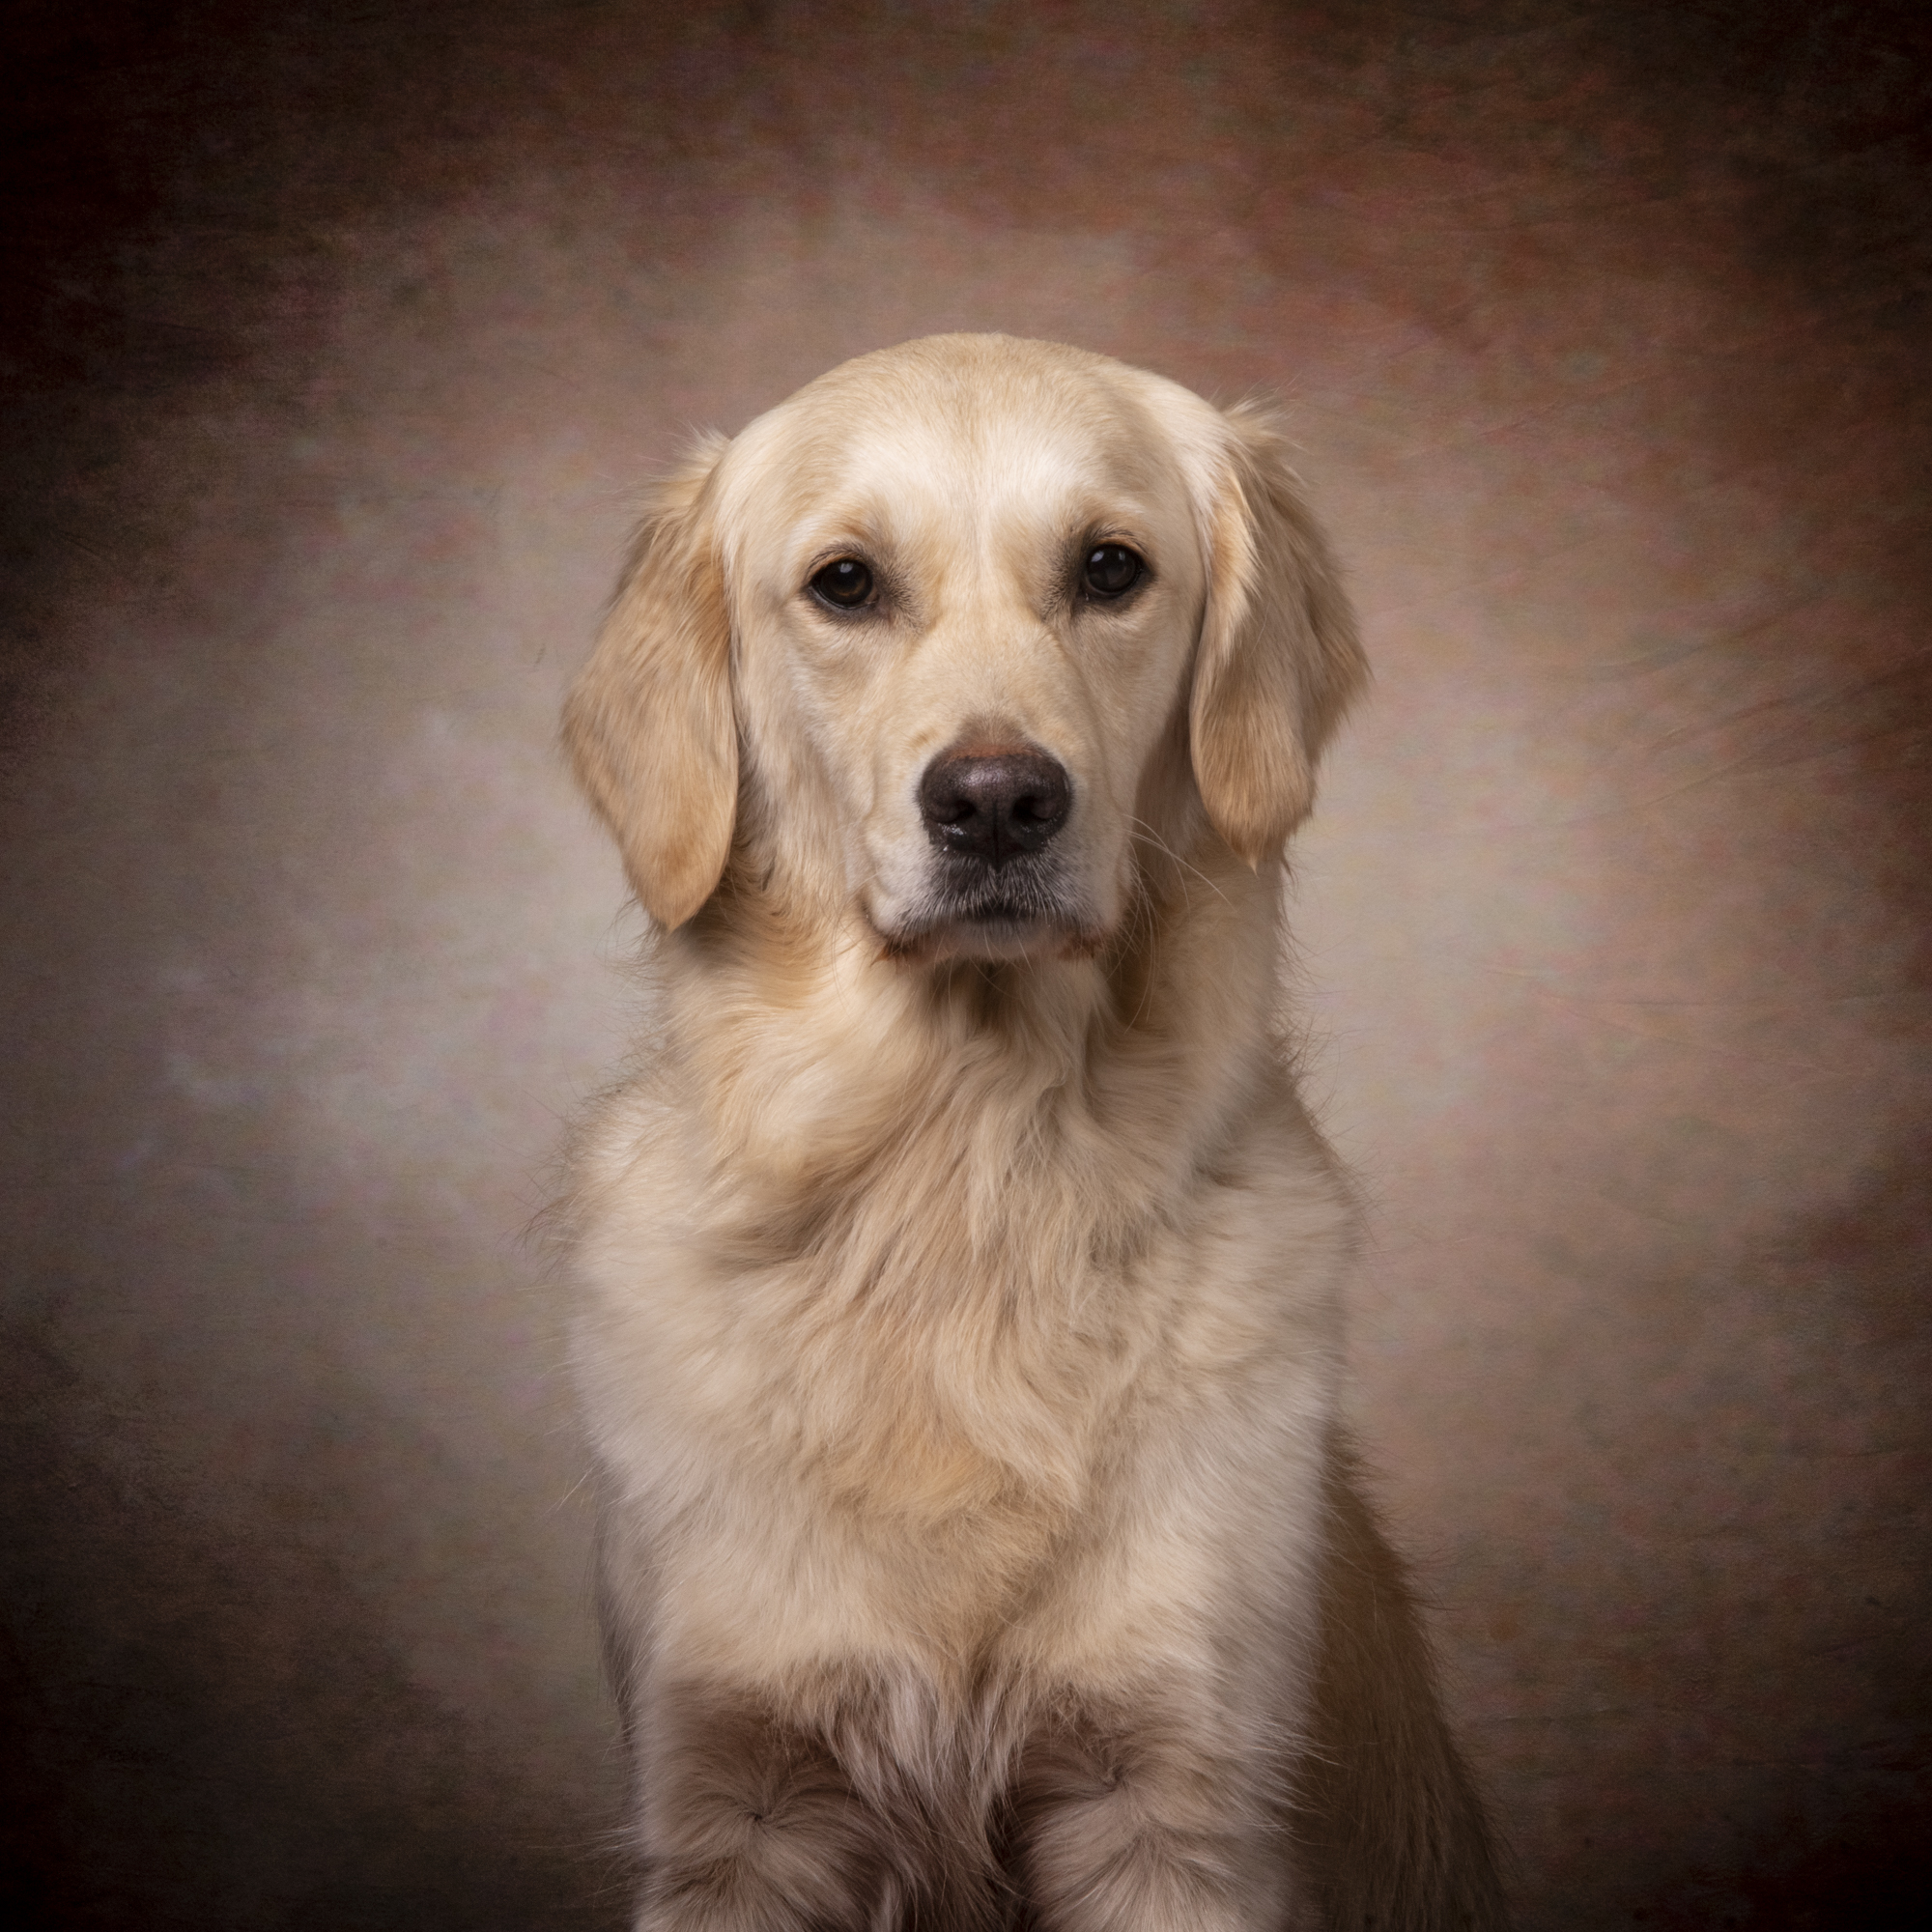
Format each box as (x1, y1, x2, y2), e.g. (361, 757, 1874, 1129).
(630, 1677, 901, 1932)
(1009, 1696, 1291, 1932)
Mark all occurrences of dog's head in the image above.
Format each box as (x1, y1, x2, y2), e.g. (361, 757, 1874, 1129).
(564, 335, 1365, 963)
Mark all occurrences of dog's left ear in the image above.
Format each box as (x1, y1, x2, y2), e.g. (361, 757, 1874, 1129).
(1189, 404, 1369, 866)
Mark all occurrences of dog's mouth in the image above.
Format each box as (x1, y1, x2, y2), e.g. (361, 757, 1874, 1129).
(874, 855, 1097, 963)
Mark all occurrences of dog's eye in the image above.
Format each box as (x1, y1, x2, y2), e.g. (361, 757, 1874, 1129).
(810, 558, 875, 610)
(1082, 544, 1144, 599)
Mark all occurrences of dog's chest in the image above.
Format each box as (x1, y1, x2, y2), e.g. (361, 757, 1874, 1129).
(574, 1005, 1345, 1622)
(585, 1092, 1202, 1520)
(708, 1190, 1155, 1537)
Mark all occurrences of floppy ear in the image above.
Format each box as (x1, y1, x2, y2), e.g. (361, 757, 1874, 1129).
(561, 435, 736, 929)
(1189, 404, 1369, 866)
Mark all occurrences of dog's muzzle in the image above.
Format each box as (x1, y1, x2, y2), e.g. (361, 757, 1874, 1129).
(895, 745, 1081, 938)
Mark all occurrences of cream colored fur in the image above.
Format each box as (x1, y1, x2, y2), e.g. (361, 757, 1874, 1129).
(559, 335, 1504, 1931)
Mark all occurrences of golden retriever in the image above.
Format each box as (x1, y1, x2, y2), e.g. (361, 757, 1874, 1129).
(559, 334, 1505, 1931)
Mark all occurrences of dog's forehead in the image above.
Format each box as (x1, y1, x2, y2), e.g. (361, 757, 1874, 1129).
(722, 355, 1195, 547)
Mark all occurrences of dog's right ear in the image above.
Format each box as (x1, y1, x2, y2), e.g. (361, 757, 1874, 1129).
(562, 435, 736, 930)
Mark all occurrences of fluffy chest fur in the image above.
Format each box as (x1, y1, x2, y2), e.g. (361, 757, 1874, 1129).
(571, 903, 1352, 1676)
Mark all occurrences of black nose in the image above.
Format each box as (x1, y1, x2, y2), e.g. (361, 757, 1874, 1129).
(919, 749, 1072, 867)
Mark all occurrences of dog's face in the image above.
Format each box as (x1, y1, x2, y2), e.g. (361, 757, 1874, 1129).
(565, 335, 1365, 961)
(718, 351, 1215, 960)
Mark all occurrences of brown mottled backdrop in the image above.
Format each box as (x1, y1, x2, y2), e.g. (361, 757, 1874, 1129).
(3, 2, 1927, 1926)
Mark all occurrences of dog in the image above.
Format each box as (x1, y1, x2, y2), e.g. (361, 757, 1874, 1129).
(558, 334, 1505, 1931)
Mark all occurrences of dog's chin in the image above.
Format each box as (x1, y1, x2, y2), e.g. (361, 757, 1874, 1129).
(867, 856, 1110, 966)
(869, 895, 1105, 966)
(882, 913, 1073, 965)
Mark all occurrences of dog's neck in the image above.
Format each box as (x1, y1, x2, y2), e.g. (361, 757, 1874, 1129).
(655, 833, 1289, 1256)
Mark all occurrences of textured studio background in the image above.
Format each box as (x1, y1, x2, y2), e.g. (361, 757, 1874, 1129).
(3, 3, 1929, 1926)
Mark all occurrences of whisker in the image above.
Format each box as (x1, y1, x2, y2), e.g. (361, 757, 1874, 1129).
(1127, 816, 1232, 908)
